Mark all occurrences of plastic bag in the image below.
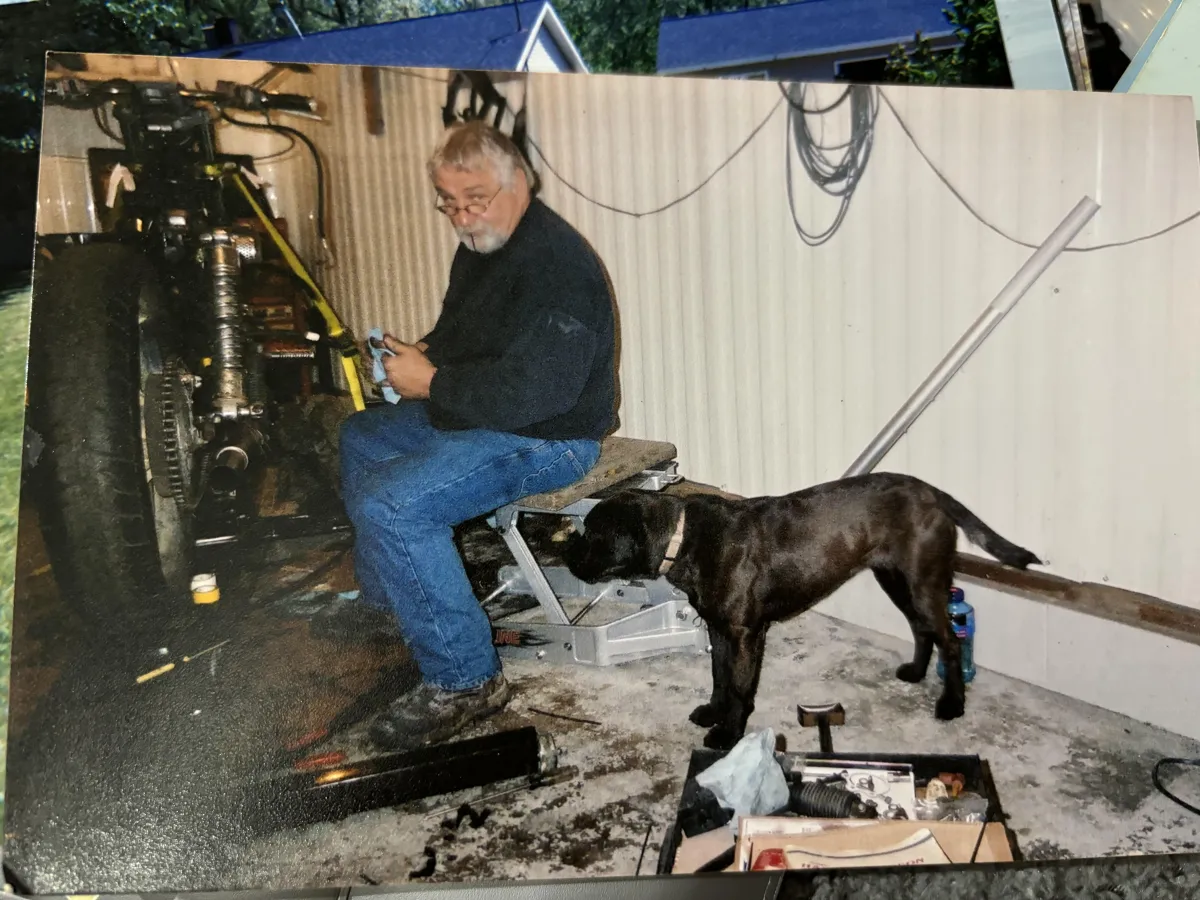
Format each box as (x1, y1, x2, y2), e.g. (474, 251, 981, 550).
(914, 790, 989, 822)
(694, 728, 790, 831)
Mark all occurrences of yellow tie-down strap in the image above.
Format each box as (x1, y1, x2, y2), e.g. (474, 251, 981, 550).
(228, 171, 366, 412)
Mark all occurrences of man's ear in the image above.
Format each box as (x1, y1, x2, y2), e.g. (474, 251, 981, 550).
(511, 165, 532, 197)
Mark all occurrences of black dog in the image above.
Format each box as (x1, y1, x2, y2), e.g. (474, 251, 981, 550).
(563, 473, 1041, 750)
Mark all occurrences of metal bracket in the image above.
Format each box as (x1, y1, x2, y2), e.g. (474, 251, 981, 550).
(488, 462, 707, 667)
(494, 503, 570, 626)
(493, 600, 708, 667)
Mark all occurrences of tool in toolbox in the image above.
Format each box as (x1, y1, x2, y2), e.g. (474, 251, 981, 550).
(797, 700, 846, 753)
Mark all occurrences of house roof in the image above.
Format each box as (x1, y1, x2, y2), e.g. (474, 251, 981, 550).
(657, 0, 958, 74)
(187, 1, 587, 72)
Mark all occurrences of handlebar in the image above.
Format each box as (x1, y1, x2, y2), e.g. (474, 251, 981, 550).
(44, 77, 320, 119)
(205, 82, 319, 117)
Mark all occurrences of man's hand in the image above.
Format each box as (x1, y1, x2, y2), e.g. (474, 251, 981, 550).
(380, 333, 437, 399)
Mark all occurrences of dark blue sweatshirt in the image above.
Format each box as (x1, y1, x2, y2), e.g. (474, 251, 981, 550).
(421, 198, 619, 442)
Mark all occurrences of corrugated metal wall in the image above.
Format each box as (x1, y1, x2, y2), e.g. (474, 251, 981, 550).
(525, 73, 1200, 612)
(283, 65, 1200, 612)
(285, 65, 460, 344)
(35, 57, 1200, 615)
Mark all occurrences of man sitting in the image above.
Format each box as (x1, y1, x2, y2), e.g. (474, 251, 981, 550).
(335, 120, 619, 751)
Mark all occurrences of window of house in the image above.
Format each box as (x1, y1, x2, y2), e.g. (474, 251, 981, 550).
(834, 57, 889, 82)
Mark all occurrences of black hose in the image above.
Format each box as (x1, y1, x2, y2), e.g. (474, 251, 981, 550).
(789, 780, 877, 819)
(1153, 757, 1200, 816)
(221, 111, 327, 244)
(92, 102, 123, 143)
(778, 82, 879, 247)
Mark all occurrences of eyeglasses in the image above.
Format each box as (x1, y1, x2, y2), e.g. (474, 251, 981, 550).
(435, 186, 503, 218)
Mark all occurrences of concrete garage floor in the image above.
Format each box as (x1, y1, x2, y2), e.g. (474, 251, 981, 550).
(6, 465, 1200, 893)
(243, 610, 1200, 888)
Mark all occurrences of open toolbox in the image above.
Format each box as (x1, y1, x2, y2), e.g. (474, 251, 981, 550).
(655, 747, 1022, 874)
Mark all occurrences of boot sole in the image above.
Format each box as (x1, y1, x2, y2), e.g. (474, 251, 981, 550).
(370, 680, 513, 751)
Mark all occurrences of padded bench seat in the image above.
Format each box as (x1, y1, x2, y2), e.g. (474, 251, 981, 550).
(515, 435, 679, 513)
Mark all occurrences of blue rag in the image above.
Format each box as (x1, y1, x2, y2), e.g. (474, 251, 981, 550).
(367, 326, 400, 404)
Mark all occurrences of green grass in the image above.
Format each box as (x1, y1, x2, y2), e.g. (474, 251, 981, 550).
(0, 278, 32, 832)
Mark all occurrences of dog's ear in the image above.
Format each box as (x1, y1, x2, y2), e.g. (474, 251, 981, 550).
(564, 493, 654, 582)
(605, 506, 645, 568)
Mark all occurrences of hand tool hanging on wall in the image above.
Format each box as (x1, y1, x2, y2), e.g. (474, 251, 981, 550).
(442, 70, 508, 129)
(442, 70, 535, 191)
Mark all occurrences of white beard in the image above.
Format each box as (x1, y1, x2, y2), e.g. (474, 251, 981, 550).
(457, 223, 508, 254)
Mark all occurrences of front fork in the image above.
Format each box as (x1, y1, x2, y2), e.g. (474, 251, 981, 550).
(200, 227, 263, 422)
(199, 227, 267, 493)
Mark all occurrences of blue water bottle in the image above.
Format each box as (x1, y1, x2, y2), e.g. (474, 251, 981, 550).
(937, 586, 976, 684)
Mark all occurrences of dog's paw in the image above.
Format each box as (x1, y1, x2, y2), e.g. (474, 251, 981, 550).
(689, 703, 722, 728)
(895, 662, 927, 684)
(935, 693, 965, 721)
(703, 726, 739, 751)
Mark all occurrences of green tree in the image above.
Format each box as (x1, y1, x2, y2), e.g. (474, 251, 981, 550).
(0, 0, 230, 153)
(554, 0, 675, 74)
(557, 0, 797, 74)
(884, 0, 1012, 87)
(0, 0, 198, 153)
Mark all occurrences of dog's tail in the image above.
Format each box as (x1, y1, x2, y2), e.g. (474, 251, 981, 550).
(933, 488, 1042, 569)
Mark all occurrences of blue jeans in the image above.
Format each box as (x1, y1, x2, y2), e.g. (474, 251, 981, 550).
(339, 400, 601, 691)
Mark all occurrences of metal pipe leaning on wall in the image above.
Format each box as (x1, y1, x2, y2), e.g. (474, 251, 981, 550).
(843, 195, 1102, 479)
(242, 726, 560, 833)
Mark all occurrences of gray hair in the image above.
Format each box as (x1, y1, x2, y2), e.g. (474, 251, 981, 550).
(427, 119, 536, 190)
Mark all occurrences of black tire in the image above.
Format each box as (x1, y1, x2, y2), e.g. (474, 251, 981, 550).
(26, 240, 194, 635)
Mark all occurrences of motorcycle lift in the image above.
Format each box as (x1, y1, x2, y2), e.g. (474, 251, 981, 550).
(487, 436, 710, 667)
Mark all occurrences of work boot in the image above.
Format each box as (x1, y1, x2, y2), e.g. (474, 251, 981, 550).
(368, 672, 512, 751)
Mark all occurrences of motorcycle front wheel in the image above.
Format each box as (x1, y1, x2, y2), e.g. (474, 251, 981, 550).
(26, 240, 198, 636)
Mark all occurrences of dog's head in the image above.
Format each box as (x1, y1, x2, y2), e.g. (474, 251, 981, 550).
(563, 490, 682, 584)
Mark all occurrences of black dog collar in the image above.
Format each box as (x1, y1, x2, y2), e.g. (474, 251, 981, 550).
(658, 510, 686, 575)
